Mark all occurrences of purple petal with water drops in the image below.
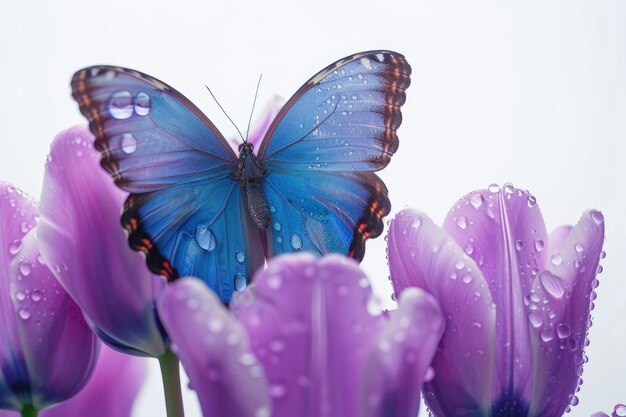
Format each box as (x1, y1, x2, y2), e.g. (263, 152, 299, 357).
(527, 209, 605, 416)
(440, 185, 550, 406)
(387, 208, 496, 417)
(157, 277, 271, 417)
(359, 287, 444, 417)
(37, 125, 166, 357)
(233, 253, 385, 417)
(0, 182, 99, 411)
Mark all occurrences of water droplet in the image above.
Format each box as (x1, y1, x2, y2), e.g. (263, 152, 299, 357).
(121, 133, 137, 154)
(462, 274, 472, 284)
(556, 322, 571, 339)
(574, 243, 584, 253)
(551, 253, 563, 266)
(31, 290, 42, 302)
(488, 183, 500, 193)
(15, 290, 26, 301)
(290, 234, 303, 250)
(449, 271, 457, 280)
(270, 205, 277, 213)
(20, 222, 31, 233)
(535, 239, 545, 252)
(503, 183, 515, 194)
(599, 250, 606, 259)
(456, 216, 467, 230)
(276, 236, 283, 244)
(464, 244, 474, 255)
(614, 404, 626, 417)
(411, 217, 422, 229)
(515, 240, 524, 250)
(590, 210, 604, 224)
(569, 395, 579, 406)
(235, 251, 245, 263)
(470, 194, 483, 208)
(269, 383, 287, 399)
(19, 262, 32, 276)
(273, 221, 282, 231)
(455, 260, 465, 270)
(528, 312, 543, 328)
(195, 226, 216, 251)
(234, 273, 247, 291)
(540, 328, 554, 342)
(134, 92, 151, 115)
(8, 239, 22, 255)
(527, 195, 537, 207)
(540, 270, 566, 299)
(108, 91, 134, 119)
(18, 307, 30, 320)
(424, 366, 435, 382)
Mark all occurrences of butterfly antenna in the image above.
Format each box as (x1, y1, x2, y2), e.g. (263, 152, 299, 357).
(204, 85, 246, 142)
(245, 74, 263, 142)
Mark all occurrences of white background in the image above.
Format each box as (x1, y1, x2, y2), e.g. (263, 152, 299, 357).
(1, 1, 624, 416)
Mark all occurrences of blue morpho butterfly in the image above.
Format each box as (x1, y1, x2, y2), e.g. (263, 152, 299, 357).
(71, 50, 411, 303)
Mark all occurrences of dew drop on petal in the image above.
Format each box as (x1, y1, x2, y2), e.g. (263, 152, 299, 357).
(411, 217, 422, 229)
(503, 183, 515, 194)
(540, 327, 554, 342)
(19, 261, 31, 276)
(527, 195, 537, 207)
(515, 240, 524, 251)
(18, 307, 30, 320)
(488, 183, 501, 193)
(456, 216, 467, 230)
(470, 194, 483, 209)
(528, 312, 543, 328)
(550, 253, 563, 266)
(15, 290, 26, 301)
(534, 239, 545, 252)
(574, 243, 584, 253)
(108, 91, 134, 119)
(556, 322, 571, 339)
(8, 239, 22, 255)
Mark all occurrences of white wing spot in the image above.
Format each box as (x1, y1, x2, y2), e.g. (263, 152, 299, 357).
(360, 57, 372, 70)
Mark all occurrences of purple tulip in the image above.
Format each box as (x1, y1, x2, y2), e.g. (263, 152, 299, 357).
(229, 96, 284, 153)
(387, 185, 606, 417)
(37, 125, 167, 357)
(158, 253, 444, 417)
(0, 182, 99, 414)
(0, 344, 146, 417)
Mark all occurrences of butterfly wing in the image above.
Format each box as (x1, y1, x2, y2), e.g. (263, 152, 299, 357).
(72, 66, 264, 301)
(257, 51, 411, 260)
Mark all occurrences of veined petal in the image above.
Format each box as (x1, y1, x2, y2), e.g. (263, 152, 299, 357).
(528, 210, 605, 416)
(441, 187, 550, 408)
(158, 278, 271, 417)
(359, 288, 444, 417)
(37, 126, 166, 357)
(233, 253, 385, 417)
(388, 208, 495, 417)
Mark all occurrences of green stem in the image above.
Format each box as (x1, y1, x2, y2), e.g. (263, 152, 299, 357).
(159, 349, 185, 417)
(21, 404, 38, 417)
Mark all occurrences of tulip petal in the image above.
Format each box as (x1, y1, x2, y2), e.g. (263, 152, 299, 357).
(440, 188, 551, 406)
(528, 210, 605, 416)
(1, 183, 99, 410)
(37, 126, 166, 357)
(1, 182, 38, 410)
(39, 345, 146, 417)
(359, 288, 444, 417)
(233, 253, 385, 417)
(158, 278, 271, 417)
(387, 208, 495, 417)
(248, 96, 284, 152)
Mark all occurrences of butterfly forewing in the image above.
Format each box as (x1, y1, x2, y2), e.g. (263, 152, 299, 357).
(71, 66, 264, 301)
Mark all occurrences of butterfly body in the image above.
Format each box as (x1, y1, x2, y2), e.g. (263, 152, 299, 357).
(236, 143, 270, 229)
(71, 51, 411, 303)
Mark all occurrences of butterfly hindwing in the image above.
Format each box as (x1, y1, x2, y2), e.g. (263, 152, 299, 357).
(263, 171, 390, 261)
(72, 66, 263, 300)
